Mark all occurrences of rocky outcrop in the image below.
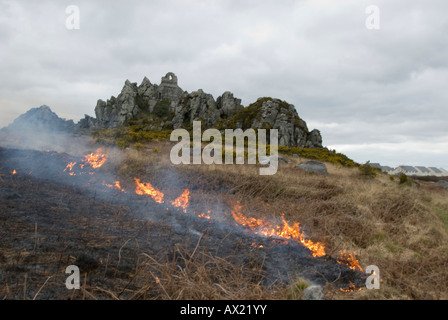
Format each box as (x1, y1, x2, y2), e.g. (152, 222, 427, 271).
(306, 129, 323, 148)
(216, 91, 244, 119)
(172, 90, 220, 129)
(81, 72, 323, 148)
(92, 73, 185, 128)
(94, 80, 140, 127)
(77, 114, 101, 130)
(219, 97, 323, 148)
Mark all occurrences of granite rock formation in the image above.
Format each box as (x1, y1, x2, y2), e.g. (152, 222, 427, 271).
(78, 72, 323, 148)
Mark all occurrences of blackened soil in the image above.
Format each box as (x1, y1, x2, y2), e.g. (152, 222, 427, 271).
(0, 147, 366, 299)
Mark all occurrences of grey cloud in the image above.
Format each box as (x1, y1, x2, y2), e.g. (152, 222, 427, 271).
(0, 0, 447, 168)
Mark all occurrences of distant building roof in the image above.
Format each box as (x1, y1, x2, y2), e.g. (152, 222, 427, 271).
(415, 166, 431, 173)
(368, 163, 446, 176)
(429, 167, 442, 174)
(399, 166, 418, 173)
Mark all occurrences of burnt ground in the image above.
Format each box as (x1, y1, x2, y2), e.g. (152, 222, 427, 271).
(0, 147, 366, 299)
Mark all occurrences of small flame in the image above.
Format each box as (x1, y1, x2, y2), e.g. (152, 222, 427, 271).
(197, 212, 211, 220)
(231, 202, 326, 257)
(63, 149, 107, 176)
(337, 250, 363, 272)
(339, 283, 363, 293)
(134, 178, 164, 203)
(64, 162, 77, 175)
(102, 180, 125, 192)
(83, 148, 107, 169)
(171, 189, 190, 213)
(114, 181, 125, 192)
(12, 169, 17, 175)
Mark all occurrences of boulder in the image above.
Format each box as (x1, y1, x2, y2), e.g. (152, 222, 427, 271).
(437, 180, 448, 188)
(295, 160, 328, 175)
(303, 285, 324, 300)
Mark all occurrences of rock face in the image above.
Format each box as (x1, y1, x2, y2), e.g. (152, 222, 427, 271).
(295, 160, 328, 175)
(95, 80, 145, 127)
(172, 89, 221, 129)
(223, 97, 322, 148)
(217, 91, 244, 119)
(92, 73, 185, 128)
(306, 129, 323, 148)
(81, 72, 323, 148)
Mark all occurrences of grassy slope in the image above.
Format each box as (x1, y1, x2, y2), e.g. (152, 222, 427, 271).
(115, 141, 448, 299)
(89, 112, 448, 299)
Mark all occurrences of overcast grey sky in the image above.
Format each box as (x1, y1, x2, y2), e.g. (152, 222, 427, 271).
(1, 0, 447, 168)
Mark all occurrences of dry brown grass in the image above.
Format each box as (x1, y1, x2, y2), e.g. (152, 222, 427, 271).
(125, 243, 284, 300)
(118, 141, 448, 299)
(6, 142, 443, 299)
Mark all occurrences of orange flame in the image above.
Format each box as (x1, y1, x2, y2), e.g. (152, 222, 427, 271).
(339, 282, 362, 293)
(134, 178, 164, 203)
(12, 169, 17, 175)
(103, 180, 126, 192)
(231, 202, 326, 257)
(83, 148, 107, 169)
(103, 182, 113, 188)
(114, 181, 125, 192)
(337, 250, 363, 272)
(171, 189, 190, 213)
(197, 211, 211, 220)
(63, 149, 107, 176)
(64, 162, 77, 175)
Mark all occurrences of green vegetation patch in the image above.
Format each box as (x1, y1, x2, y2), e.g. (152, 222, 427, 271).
(92, 125, 172, 149)
(278, 146, 358, 167)
(153, 99, 171, 118)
